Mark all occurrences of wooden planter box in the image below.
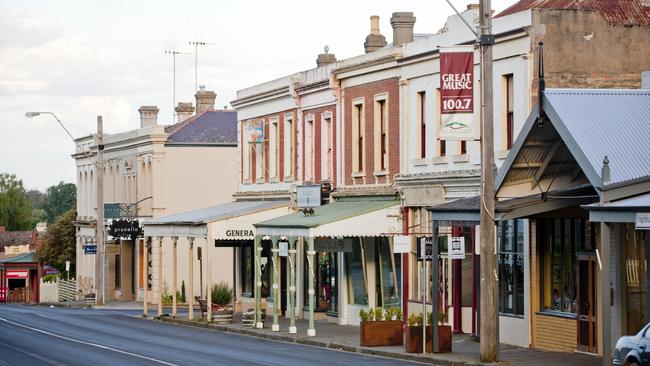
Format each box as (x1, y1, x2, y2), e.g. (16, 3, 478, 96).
(360, 320, 404, 346)
(405, 325, 452, 353)
(211, 304, 233, 324)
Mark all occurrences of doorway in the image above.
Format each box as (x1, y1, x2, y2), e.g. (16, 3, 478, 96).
(577, 253, 597, 353)
(281, 256, 287, 316)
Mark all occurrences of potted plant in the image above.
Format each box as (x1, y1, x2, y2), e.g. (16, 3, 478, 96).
(405, 311, 451, 353)
(210, 282, 233, 323)
(359, 307, 403, 347)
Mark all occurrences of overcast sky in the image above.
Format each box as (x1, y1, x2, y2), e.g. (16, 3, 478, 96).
(0, 0, 516, 191)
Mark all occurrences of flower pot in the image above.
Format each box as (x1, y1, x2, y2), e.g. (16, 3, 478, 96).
(405, 325, 452, 353)
(211, 304, 234, 324)
(360, 320, 404, 346)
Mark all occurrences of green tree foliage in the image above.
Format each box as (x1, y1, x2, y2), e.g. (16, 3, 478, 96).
(0, 173, 32, 230)
(36, 208, 76, 275)
(43, 182, 76, 223)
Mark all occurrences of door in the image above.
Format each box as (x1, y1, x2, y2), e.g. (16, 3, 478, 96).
(577, 254, 597, 353)
(281, 256, 287, 316)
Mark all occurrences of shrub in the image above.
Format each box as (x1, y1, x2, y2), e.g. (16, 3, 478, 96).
(211, 282, 232, 306)
(359, 308, 370, 322)
(394, 307, 403, 321)
(374, 307, 384, 321)
(42, 274, 60, 283)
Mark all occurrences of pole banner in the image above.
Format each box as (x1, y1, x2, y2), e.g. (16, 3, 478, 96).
(440, 45, 475, 140)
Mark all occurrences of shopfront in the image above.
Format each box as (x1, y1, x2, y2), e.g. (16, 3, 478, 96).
(0, 252, 41, 303)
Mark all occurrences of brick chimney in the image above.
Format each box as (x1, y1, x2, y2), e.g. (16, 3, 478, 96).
(390, 12, 416, 46)
(195, 86, 216, 114)
(0, 226, 5, 233)
(467, 3, 480, 10)
(364, 15, 387, 53)
(175, 102, 195, 122)
(316, 46, 337, 67)
(138, 106, 159, 128)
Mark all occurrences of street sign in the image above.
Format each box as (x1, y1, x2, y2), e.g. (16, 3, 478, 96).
(65, 261, 70, 272)
(104, 203, 123, 219)
(636, 213, 650, 230)
(84, 245, 97, 254)
(296, 184, 322, 208)
(393, 236, 410, 254)
(449, 236, 466, 259)
(279, 240, 289, 257)
(417, 237, 433, 261)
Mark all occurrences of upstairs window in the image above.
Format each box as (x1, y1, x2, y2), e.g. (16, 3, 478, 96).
(352, 100, 364, 173)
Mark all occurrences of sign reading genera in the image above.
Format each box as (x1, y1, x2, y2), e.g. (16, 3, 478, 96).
(218, 228, 255, 239)
(440, 45, 475, 141)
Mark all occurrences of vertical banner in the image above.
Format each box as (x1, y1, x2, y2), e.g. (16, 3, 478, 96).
(440, 45, 475, 140)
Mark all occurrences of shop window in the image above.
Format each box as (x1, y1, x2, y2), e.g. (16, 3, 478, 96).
(240, 241, 271, 298)
(304, 251, 338, 314)
(498, 219, 524, 316)
(376, 237, 401, 308)
(345, 238, 368, 305)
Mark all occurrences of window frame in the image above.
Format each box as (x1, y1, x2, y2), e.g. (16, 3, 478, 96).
(498, 219, 525, 316)
(373, 94, 389, 173)
(351, 98, 365, 173)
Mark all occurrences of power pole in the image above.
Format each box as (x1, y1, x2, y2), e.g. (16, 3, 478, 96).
(165, 50, 189, 122)
(479, 0, 497, 362)
(189, 41, 213, 92)
(95, 116, 105, 306)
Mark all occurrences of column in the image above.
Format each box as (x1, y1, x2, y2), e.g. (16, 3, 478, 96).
(171, 236, 178, 318)
(306, 236, 316, 337)
(207, 230, 213, 322)
(143, 237, 149, 317)
(254, 235, 263, 328)
(188, 237, 195, 321)
(600, 222, 611, 366)
(157, 236, 163, 317)
(289, 237, 297, 334)
(271, 236, 279, 331)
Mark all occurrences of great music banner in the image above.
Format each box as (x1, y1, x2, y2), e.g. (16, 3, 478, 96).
(440, 45, 476, 140)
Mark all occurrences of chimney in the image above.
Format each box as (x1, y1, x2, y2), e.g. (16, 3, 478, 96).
(390, 12, 416, 46)
(138, 106, 159, 128)
(467, 3, 480, 11)
(316, 45, 337, 68)
(175, 102, 195, 122)
(364, 15, 387, 53)
(195, 85, 216, 114)
(0, 226, 5, 233)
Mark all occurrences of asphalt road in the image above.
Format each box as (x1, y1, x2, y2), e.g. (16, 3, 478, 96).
(0, 305, 419, 366)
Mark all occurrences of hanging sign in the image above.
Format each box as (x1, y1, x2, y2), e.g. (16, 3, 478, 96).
(247, 121, 264, 144)
(449, 236, 466, 259)
(417, 237, 433, 261)
(315, 238, 352, 252)
(108, 219, 143, 240)
(393, 236, 411, 254)
(6, 270, 29, 279)
(440, 45, 475, 140)
(279, 240, 289, 257)
(635, 213, 650, 230)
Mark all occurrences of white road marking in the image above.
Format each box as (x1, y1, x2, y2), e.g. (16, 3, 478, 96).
(0, 316, 178, 366)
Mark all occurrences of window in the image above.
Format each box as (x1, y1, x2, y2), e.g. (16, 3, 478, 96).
(498, 219, 525, 316)
(284, 114, 294, 179)
(374, 97, 388, 171)
(504, 74, 514, 150)
(435, 88, 446, 157)
(377, 237, 401, 308)
(304, 250, 337, 313)
(115, 254, 121, 289)
(269, 117, 279, 180)
(460, 141, 467, 155)
(321, 114, 332, 181)
(304, 116, 314, 181)
(417, 91, 426, 159)
(240, 241, 271, 298)
(346, 238, 368, 305)
(352, 100, 364, 172)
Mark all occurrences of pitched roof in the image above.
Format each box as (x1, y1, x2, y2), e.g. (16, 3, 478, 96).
(496, 88, 650, 191)
(496, 0, 650, 26)
(165, 110, 237, 144)
(0, 230, 36, 249)
(145, 200, 289, 226)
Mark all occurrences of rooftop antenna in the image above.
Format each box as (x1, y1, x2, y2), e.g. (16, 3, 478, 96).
(165, 49, 189, 123)
(189, 41, 214, 92)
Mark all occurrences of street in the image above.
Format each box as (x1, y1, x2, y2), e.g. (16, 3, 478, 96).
(0, 305, 421, 366)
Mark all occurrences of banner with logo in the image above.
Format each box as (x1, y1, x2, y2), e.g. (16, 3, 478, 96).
(440, 45, 475, 140)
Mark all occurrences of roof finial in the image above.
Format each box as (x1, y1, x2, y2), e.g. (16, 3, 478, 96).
(602, 155, 610, 183)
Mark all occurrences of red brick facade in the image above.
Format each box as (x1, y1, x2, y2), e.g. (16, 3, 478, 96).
(343, 77, 400, 187)
(301, 105, 337, 187)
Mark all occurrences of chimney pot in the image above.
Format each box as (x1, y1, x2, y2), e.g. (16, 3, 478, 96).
(175, 102, 195, 122)
(390, 12, 416, 46)
(364, 15, 387, 53)
(195, 89, 216, 114)
(138, 106, 159, 128)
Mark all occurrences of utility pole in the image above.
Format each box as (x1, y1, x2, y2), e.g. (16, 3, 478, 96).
(479, 0, 497, 362)
(165, 49, 189, 122)
(96, 116, 105, 306)
(189, 41, 213, 92)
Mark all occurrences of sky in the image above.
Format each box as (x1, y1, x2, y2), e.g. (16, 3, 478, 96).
(0, 0, 517, 191)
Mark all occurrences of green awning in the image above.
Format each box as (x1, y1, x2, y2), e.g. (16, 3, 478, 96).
(254, 200, 400, 237)
(0, 251, 37, 264)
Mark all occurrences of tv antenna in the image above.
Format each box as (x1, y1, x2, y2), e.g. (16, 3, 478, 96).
(189, 41, 214, 92)
(165, 49, 189, 122)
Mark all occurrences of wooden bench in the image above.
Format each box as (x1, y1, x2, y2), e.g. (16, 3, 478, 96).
(242, 307, 266, 327)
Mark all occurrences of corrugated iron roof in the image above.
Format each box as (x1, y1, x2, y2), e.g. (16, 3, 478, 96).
(165, 110, 237, 144)
(144, 200, 289, 226)
(496, 0, 650, 26)
(545, 89, 650, 186)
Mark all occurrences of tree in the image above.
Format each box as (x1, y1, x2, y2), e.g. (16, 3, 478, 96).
(36, 208, 76, 275)
(27, 189, 48, 227)
(43, 182, 76, 223)
(0, 173, 32, 230)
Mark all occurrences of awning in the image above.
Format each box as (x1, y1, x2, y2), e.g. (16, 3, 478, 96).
(143, 200, 289, 238)
(254, 200, 401, 238)
(0, 252, 37, 265)
(427, 196, 480, 221)
(496, 184, 599, 220)
(583, 192, 650, 223)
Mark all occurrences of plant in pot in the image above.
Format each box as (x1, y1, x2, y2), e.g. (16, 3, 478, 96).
(405, 311, 452, 353)
(359, 307, 403, 347)
(210, 282, 233, 323)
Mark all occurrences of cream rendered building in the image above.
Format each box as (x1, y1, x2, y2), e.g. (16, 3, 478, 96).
(74, 90, 238, 302)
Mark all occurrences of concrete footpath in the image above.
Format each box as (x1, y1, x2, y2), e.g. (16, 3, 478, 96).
(134, 309, 601, 366)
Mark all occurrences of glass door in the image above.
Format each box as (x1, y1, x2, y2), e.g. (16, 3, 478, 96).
(577, 253, 597, 353)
